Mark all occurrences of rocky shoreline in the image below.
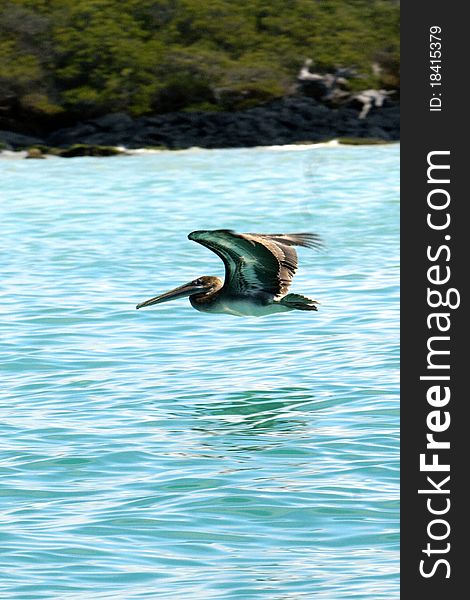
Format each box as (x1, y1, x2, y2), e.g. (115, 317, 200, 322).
(0, 95, 399, 157)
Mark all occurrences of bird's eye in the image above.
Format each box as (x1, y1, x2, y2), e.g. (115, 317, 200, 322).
(194, 278, 202, 285)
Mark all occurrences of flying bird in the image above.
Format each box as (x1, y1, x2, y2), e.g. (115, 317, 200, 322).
(136, 229, 322, 317)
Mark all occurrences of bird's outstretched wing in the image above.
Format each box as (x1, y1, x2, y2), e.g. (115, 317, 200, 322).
(188, 229, 322, 298)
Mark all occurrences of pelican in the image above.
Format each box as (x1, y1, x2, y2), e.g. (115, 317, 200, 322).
(136, 229, 322, 317)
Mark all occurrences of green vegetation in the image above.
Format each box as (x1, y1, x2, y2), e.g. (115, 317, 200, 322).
(0, 0, 399, 120)
(337, 137, 393, 145)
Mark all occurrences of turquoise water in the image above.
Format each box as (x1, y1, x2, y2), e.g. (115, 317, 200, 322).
(0, 144, 399, 599)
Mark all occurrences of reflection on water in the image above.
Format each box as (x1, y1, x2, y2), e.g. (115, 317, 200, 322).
(192, 388, 315, 434)
(0, 144, 399, 599)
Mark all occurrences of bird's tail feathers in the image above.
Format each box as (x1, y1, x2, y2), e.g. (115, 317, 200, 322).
(280, 293, 319, 311)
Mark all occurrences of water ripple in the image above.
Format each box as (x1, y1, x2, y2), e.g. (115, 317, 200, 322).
(0, 145, 399, 599)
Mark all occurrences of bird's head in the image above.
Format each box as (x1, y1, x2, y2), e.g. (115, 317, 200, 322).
(136, 276, 223, 309)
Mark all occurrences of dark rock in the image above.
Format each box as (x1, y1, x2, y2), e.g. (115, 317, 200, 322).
(4, 94, 399, 153)
(89, 113, 134, 131)
(58, 144, 125, 158)
(366, 106, 400, 134)
(47, 124, 97, 147)
(71, 132, 128, 147)
(0, 130, 45, 149)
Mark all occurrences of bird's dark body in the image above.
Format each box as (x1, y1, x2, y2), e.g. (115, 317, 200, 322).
(136, 229, 322, 317)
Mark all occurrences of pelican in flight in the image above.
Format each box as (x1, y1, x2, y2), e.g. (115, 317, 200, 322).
(136, 229, 322, 317)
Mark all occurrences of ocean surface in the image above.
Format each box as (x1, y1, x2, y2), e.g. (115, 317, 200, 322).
(0, 143, 399, 599)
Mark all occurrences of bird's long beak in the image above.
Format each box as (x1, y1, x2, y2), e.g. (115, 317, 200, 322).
(136, 281, 205, 309)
